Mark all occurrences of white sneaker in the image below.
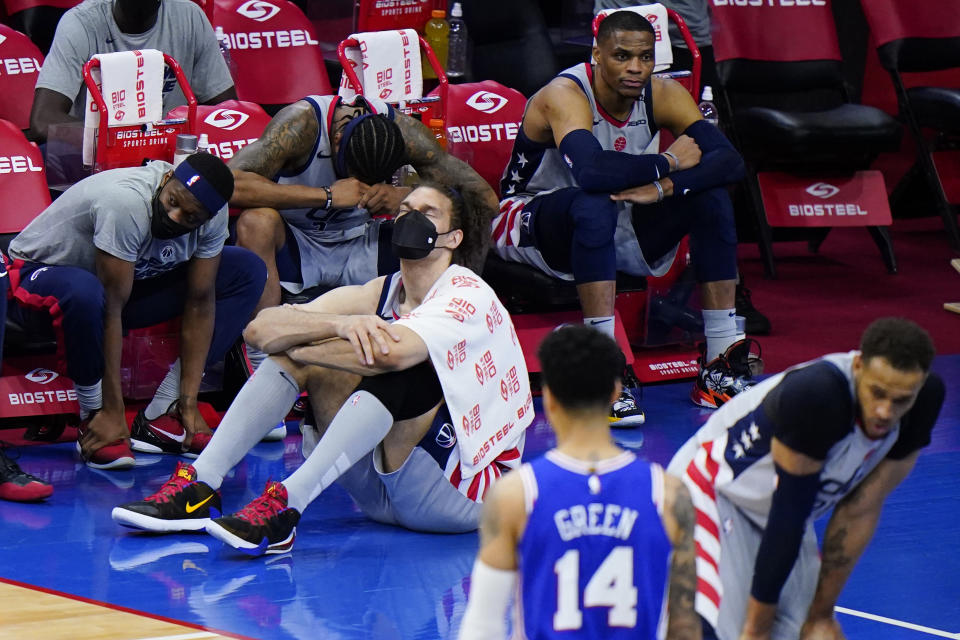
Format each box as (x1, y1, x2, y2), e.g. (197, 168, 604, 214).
(261, 421, 287, 442)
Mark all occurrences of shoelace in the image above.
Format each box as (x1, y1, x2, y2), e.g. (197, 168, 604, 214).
(0, 448, 46, 484)
(235, 484, 286, 526)
(146, 466, 194, 503)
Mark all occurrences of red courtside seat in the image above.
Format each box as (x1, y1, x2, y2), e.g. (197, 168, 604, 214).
(167, 99, 271, 163)
(860, 0, 960, 250)
(0, 119, 80, 426)
(213, 0, 332, 108)
(711, 0, 902, 277)
(0, 24, 44, 129)
(2, 0, 79, 55)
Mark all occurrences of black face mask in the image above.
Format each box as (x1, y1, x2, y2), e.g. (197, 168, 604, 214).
(151, 187, 193, 240)
(391, 209, 443, 260)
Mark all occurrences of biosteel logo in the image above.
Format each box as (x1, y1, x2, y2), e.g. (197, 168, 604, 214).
(25, 368, 58, 384)
(465, 90, 508, 115)
(204, 109, 250, 131)
(236, 0, 280, 21)
(805, 182, 840, 199)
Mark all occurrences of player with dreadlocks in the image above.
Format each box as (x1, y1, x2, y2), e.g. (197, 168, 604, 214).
(225, 94, 499, 375)
(114, 183, 532, 556)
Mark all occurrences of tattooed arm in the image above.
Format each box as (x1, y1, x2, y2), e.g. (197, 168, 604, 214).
(394, 112, 499, 226)
(799, 452, 920, 640)
(228, 100, 367, 210)
(661, 473, 702, 640)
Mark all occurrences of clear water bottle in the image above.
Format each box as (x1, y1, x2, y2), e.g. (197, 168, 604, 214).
(699, 85, 719, 126)
(215, 26, 238, 81)
(173, 133, 198, 167)
(446, 2, 468, 79)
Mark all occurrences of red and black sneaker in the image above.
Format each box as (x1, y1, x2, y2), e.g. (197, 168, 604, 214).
(691, 339, 763, 409)
(76, 411, 135, 470)
(112, 462, 221, 532)
(205, 481, 300, 557)
(0, 449, 53, 502)
(130, 403, 211, 458)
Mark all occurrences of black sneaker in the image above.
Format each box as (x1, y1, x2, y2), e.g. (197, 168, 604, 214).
(205, 481, 300, 557)
(112, 461, 221, 532)
(735, 278, 771, 335)
(129, 404, 211, 458)
(690, 339, 761, 409)
(0, 449, 53, 502)
(610, 389, 646, 427)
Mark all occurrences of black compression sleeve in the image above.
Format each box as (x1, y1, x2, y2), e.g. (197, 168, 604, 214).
(887, 372, 945, 459)
(558, 129, 670, 192)
(750, 464, 821, 604)
(668, 120, 745, 196)
(763, 362, 854, 460)
(356, 360, 444, 421)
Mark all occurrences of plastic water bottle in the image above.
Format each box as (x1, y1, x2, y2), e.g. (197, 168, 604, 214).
(197, 133, 210, 154)
(699, 85, 719, 126)
(215, 26, 238, 81)
(446, 2, 468, 79)
(173, 134, 198, 166)
(423, 10, 449, 80)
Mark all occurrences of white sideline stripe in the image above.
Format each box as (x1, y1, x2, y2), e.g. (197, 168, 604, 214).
(131, 633, 218, 640)
(835, 606, 960, 638)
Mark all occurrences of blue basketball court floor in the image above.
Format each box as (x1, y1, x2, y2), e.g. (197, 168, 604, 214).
(1, 356, 958, 639)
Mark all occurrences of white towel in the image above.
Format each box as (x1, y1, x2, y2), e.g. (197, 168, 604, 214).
(338, 29, 424, 103)
(595, 3, 674, 72)
(394, 265, 533, 479)
(82, 49, 165, 166)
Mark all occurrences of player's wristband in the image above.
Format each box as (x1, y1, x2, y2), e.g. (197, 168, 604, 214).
(653, 180, 664, 202)
(321, 186, 334, 210)
(661, 151, 679, 172)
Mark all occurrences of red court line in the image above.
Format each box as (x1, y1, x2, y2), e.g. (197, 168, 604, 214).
(0, 575, 255, 640)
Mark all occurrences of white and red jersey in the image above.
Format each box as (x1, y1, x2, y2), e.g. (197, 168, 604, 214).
(492, 63, 674, 277)
(377, 267, 531, 502)
(667, 350, 931, 626)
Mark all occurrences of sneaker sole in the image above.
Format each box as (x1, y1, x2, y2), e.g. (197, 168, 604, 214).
(609, 414, 646, 428)
(111, 506, 212, 532)
(260, 424, 287, 442)
(76, 443, 136, 470)
(205, 520, 296, 556)
(690, 388, 725, 410)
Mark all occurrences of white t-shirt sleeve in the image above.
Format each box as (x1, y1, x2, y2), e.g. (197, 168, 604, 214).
(34, 10, 95, 104)
(194, 207, 229, 259)
(184, 7, 234, 102)
(92, 193, 148, 263)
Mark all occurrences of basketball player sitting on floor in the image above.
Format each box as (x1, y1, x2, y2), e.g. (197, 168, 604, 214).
(112, 183, 533, 556)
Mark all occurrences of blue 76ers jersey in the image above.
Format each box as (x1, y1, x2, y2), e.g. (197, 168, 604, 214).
(515, 450, 672, 639)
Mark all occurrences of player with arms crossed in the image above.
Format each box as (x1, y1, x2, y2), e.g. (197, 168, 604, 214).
(459, 324, 700, 639)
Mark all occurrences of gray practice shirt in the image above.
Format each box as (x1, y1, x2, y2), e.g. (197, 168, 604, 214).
(594, 0, 712, 48)
(35, 0, 234, 120)
(8, 162, 228, 280)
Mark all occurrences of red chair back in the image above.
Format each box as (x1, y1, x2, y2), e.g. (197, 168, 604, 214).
(430, 80, 525, 197)
(213, 0, 332, 105)
(0, 119, 50, 234)
(167, 99, 271, 161)
(0, 25, 43, 129)
(860, 0, 960, 72)
(711, 2, 841, 63)
(355, 0, 444, 32)
(3, 0, 77, 12)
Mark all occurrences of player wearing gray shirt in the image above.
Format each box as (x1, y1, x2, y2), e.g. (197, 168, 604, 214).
(29, 0, 235, 142)
(5, 156, 265, 472)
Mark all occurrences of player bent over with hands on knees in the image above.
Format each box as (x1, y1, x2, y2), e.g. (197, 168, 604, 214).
(113, 183, 533, 555)
(460, 324, 700, 640)
(667, 317, 945, 640)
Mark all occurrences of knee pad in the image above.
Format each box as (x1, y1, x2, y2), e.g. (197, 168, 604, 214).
(569, 192, 619, 250)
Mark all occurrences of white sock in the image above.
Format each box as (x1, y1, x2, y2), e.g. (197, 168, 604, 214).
(192, 358, 300, 490)
(75, 382, 102, 419)
(583, 316, 616, 340)
(703, 308, 738, 361)
(145, 360, 180, 420)
(282, 390, 394, 513)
